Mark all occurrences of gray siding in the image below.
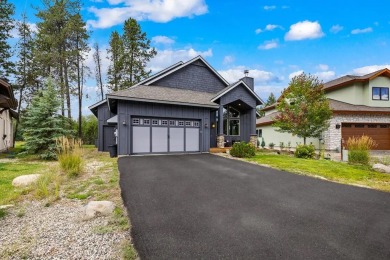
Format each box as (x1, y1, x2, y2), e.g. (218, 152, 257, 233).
(97, 103, 116, 151)
(153, 62, 227, 93)
(220, 84, 257, 108)
(117, 100, 211, 155)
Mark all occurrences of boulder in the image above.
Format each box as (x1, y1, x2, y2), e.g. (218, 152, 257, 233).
(0, 204, 14, 210)
(372, 164, 390, 174)
(85, 201, 115, 219)
(12, 174, 42, 187)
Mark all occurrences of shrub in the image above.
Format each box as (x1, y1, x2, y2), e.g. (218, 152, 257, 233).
(294, 144, 315, 159)
(261, 138, 265, 148)
(269, 142, 275, 149)
(230, 142, 256, 158)
(347, 135, 377, 165)
(279, 142, 285, 150)
(56, 136, 83, 177)
(287, 141, 291, 151)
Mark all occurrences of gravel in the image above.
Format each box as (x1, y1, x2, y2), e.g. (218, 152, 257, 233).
(0, 199, 128, 259)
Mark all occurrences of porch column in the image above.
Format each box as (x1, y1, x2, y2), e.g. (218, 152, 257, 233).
(217, 105, 224, 148)
(250, 108, 257, 147)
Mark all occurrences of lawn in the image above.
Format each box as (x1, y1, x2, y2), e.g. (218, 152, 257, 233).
(247, 152, 390, 192)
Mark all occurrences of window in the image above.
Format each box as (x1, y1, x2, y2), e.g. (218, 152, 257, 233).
(143, 119, 150, 125)
(355, 124, 365, 128)
(132, 118, 140, 125)
(185, 121, 192, 127)
(152, 119, 158, 125)
(372, 87, 389, 101)
(380, 124, 389, 128)
(223, 105, 240, 136)
(178, 121, 184, 126)
(169, 120, 175, 126)
(367, 124, 377, 128)
(161, 120, 168, 126)
(256, 129, 262, 137)
(194, 121, 200, 127)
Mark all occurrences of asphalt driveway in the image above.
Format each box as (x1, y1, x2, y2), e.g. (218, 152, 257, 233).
(119, 154, 390, 259)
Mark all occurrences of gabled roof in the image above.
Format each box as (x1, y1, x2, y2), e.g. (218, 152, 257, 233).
(132, 61, 184, 87)
(143, 56, 230, 87)
(329, 99, 390, 114)
(0, 78, 17, 110)
(107, 85, 219, 108)
(323, 68, 390, 91)
(211, 80, 264, 105)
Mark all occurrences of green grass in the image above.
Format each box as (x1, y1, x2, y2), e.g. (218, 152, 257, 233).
(247, 152, 390, 192)
(0, 162, 46, 205)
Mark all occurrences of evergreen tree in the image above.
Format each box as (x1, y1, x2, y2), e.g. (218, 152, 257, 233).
(14, 13, 38, 145)
(273, 73, 332, 145)
(121, 18, 156, 87)
(107, 31, 124, 92)
(0, 0, 15, 78)
(22, 78, 72, 160)
(265, 92, 276, 106)
(93, 42, 104, 99)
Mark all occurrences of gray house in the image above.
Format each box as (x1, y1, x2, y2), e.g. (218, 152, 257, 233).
(90, 56, 263, 155)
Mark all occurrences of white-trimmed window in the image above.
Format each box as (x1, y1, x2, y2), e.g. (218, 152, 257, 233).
(169, 120, 175, 126)
(223, 106, 240, 136)
(178, 121, 184, 126)
(152, 119, 158, 125)
(161, 120, 168, 126)
(194, 121, 200, 127)
(185, 121, 192, 127)
(143, 119, 150, 125)
(132, 118, 140, 125)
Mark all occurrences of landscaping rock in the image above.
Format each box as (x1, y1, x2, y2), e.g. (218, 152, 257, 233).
(12, 174, 42, 187)
(372, 163, 390, 174)
(85, 201, 115, 219)
(0, 204, 14, 209)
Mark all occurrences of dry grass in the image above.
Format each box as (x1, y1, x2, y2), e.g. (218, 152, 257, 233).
(56, 137, 84, 177)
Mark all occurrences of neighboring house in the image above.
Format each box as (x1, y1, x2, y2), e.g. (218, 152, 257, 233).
(90, 56, 263, 155)
(257, 69, 390, 150)
(0, 79, 18, 152)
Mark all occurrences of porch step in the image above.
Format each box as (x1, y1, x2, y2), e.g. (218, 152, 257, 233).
(209, 147, 232, 153)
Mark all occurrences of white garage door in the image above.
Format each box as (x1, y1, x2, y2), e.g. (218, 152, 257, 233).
(131, 118, 200, 154)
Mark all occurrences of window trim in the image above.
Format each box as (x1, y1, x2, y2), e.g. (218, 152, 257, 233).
(372, 87, 389, 101)
(223, 105, 240, 136)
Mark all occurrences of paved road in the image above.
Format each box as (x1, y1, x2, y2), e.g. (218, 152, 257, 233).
(119, 154, 390, 260)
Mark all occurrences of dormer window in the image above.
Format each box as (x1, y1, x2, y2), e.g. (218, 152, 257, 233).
(372, 87, 389, 101)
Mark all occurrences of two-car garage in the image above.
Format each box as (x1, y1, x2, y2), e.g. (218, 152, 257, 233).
(342, 123, 390, 150)
(131, 117, 200, 154)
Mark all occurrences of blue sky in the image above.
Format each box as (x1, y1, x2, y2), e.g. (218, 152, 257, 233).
(11, 0, 390, 117)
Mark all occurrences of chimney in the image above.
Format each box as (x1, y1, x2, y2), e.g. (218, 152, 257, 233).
(241, 70, 254, 90)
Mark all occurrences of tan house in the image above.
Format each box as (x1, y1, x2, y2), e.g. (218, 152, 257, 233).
(257, 68, 390, 151)
(0, 78, 18, 152)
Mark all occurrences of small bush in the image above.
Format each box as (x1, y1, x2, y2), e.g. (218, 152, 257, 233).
(230, 142, 256, 158)
(347, 136, 377, 165)
(279, 142, 285, 150)
(269, 142, 275, 149)
(294, 144, 315, 159)
(261, 138, 265, 148)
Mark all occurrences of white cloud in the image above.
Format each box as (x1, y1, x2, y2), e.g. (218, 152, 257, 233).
(285, 20, 325, 41)
(255, 24, 282, 34)
(87, 0, 208, 29)
(314, 71, 336, 81)
(352, 65, 390, 75)
(258, 39, 279, 50)
(316, 64, 329, 71)
(288, 70, 304, 80)
(218, 67, 282, 84)
(223, 55, 234, 65)
(84, 44, 110, 78)
(152, 35, 175, 45)
(255, 85, 284, 101)
(148, 48, 212, 72)
(351, 27, 373, 34)
(263, 5, 276, 11)
(330, 24, 343, 34)
(10, 21, 37, 39)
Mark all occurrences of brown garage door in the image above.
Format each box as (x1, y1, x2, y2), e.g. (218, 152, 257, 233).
(342, 123, 390, 150)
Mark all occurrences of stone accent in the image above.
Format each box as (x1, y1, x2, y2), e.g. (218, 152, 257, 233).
(12, 174, 42, 187)
(85, 201, 115, 219)
(323, 114, 390, 151)
(250, 134, 258, 147)
(373, 164, 390, 174)
(217, 135, 225, 148)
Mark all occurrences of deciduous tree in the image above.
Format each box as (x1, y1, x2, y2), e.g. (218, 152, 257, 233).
(273, 73, 332, 144)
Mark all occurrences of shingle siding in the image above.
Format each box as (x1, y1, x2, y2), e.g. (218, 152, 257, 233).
(117, 100, 212, 155)
(153, 63, 227, 93)
(220, 84, 257, 108)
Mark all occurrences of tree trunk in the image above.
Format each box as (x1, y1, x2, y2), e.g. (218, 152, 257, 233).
(59, 57, 65, 117)
(77, 37, 82, 139)
(13, 86, 24, 146)
(63, 45, 71, 119)
(304, 137, 306, 145)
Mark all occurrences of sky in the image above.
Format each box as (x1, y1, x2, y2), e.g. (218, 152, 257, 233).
(10, 0, 390, 118)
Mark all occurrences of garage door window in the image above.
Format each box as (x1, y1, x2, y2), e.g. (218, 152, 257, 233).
(178, 121, 184, 126)
(152, 119, 158, 125)
(143, 119, 150, 125)
(161, 120, 168, 126)
(132, 118, 140, 125)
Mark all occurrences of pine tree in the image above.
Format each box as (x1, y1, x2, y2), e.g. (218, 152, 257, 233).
(265, 92, 276, 106)
(22, 78, 72, 160)
(121, 18, 156, 87)
(0, 0, 15, 78)
(14, 13, 38, 145)
(107, 31, 124, 92)
(93, 42, 104, 99)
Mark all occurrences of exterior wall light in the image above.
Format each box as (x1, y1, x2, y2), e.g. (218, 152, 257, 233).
(211, 123, 216, 128)
(122, 120, 127, 126)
